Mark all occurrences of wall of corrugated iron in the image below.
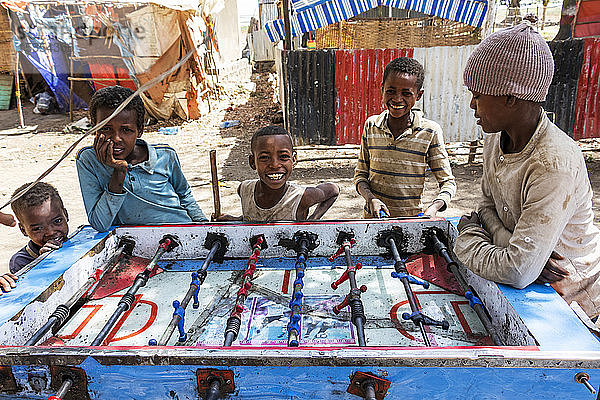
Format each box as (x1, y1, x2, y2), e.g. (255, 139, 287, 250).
(545, 40, 585, 137)
(282, 41, 600, 145)
(283, 49, 337, 145)
(334, 48, 414, 145)
(413, 45, 480, 143)
(574, 38, 600, 140)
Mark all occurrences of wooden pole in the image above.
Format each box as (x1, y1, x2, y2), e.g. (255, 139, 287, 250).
(282, 0, 292, 51)
(14, 52, 24, 128)
(209, 150, 221, 219)
(468, 140, 478, 164)
(65, 4, 75, 122)
(18, 61, 32, 99)
(69, 55, 74, 122)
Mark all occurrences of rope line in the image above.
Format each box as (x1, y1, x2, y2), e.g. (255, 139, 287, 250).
(0, 45, 200, 211)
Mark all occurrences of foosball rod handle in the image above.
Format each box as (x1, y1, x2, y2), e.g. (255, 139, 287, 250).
(223, 315, 241, 346)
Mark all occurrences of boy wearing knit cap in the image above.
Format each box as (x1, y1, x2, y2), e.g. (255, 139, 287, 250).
(455, 20, 600, 320)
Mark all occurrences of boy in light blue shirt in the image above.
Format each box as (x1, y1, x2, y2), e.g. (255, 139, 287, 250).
(76, 86, 206, 232)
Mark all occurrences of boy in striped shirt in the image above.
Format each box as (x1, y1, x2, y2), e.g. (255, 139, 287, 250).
(354, 57, 456, 218)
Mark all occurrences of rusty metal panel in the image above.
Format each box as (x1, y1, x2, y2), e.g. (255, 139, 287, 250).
(334, 48, 414, 145)
(413, 45, 481, 143)
(545, 40, 585, 138)
(574, 38, 600, 140)
(284, 50, 337, 145)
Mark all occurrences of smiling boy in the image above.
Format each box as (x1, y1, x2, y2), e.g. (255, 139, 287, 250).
(2, 182, 69, 294)
(76, 86, 206, 232)
(221, 126, 339, 221)
(354, 57, 456, 218)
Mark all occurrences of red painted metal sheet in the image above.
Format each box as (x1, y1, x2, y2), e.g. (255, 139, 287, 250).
(574, 38, 600, 140)
(335, 48, 414, 145)
(88, 63, 136, 92)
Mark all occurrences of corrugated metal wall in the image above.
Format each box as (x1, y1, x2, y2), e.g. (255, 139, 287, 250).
(283, 50, 337, 145)
(281, 40, 600, 145)
(413, 45, 480, 143)
(574, 38, 600, 140)
(545, 40, 585, 137)
(335, 48, 414, 145)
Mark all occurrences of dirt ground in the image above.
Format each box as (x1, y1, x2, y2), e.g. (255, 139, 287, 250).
(2, 72, 600, 274)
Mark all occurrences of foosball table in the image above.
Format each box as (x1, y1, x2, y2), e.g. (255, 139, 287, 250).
(0, 218, 599, 400)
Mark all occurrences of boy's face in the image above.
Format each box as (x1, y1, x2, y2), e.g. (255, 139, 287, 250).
(382, 72, 423, 120)
(95, 107, 142, 162)
(18, 198, 68, 248)
(468, 90, 510, 133)
(249, 135, 296, 191)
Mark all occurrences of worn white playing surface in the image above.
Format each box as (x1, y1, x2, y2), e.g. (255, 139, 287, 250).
(57, 259, 488, 347)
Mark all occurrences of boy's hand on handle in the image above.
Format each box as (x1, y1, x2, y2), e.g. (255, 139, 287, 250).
(0, 212, 16, 227)
(94, 133, 128, 171)
(39, 238, 63, 255)
(534, 251, 568, 284)
(213, 213, 242, 222)
(370, 198, 389, 218)
(457, 211, 480, 232)
(424, 199, 445, 218)
(0, 273, 18, 294)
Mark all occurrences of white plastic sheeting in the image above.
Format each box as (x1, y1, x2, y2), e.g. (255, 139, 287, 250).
(414, 45, 482, 143)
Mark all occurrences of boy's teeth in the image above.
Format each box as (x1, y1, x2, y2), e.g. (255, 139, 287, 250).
(267, 173, 284, 180)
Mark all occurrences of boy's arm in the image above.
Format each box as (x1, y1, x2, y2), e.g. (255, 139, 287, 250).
(425, 128, 456, 217)
(354, 131, 389, 217)
(168, 151, 207, 222)
(300, 183, 340, 220)
(0, 212, 15, 227)
(76, 150, 126, 232)
(454, 168, 576, 289)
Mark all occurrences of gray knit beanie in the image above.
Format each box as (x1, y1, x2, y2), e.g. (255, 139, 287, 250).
(463, 21, 554, 102)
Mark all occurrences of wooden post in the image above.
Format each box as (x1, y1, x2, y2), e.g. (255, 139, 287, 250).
(14, 52, 24, 128)
(69, 55, 74, 122)
(19, 61, 32, 99)
(282, 0, 292, 51)
(468, 140, 478, 164)
(209, 150, 221, 219)
(65, 4, 75, 122)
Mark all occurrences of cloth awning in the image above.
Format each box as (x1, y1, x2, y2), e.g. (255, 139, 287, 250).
(265, 0, 488, 42)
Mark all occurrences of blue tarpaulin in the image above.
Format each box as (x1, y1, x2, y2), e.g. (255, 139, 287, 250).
(265, 0, 488, 42)
(10, 9, 88, 111)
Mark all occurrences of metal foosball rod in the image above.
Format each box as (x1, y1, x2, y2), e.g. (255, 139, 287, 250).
(426, 229, 504, 345)
(286, 232, 318, 347)
(25, 237, 136, 346)
(383, 234, 449, 347)
(47, 377, 73, 400)
(156, 234, 228, 345)
(330, 233, 368, 347)
(223, 235, 266, 346)
(91, 235, 180, 346)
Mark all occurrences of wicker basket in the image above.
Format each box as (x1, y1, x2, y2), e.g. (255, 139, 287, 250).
(315, 17, 482, 49)
(0, 11, 15, 74)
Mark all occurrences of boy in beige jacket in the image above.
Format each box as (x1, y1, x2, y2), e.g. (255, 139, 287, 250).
(455, 20, 600, 320)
